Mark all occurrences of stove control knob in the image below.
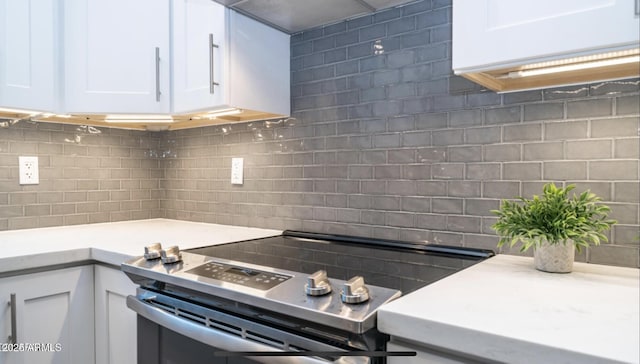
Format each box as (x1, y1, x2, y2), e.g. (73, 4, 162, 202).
(143, 243, 162, 260)
(160, 246, 182, 264)
(340, 276, 370, 304)
(305, 270, 332, 296)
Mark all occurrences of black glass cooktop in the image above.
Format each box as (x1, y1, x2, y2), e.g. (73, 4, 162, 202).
(187, 231, 494, 294)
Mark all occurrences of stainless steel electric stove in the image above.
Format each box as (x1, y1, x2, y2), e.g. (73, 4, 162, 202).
(122, 230, 494, 364)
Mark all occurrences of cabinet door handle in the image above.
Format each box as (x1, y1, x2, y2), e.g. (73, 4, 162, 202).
(155, 47, 161, 102)
(209, 34, 220, 94)
(635, 0, 639, 16)
(8, 293, 16, 344)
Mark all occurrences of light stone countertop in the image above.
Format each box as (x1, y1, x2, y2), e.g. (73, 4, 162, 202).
(378, 254, 640, 364)
(2, 220, 637, 363)
(0, 218, 281, 273)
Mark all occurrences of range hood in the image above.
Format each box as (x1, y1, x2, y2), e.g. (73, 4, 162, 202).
(213, 0, 419, 33)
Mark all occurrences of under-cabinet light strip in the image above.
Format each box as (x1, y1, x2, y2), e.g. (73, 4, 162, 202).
(499, 54, 640, 79)
(104, 114, 174, 123)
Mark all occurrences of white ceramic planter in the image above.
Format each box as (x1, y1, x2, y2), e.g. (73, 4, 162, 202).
(533, 241, 575, 273)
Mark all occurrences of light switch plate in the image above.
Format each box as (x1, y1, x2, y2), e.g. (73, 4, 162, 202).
(231, 158, 244, 185)
(19, 156, 39, 185)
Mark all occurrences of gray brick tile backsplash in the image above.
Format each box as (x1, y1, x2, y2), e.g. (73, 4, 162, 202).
(567, 98, 613, 118)
(484, 144, 521, 162)
(432, 197, 463, 214)
(446, 215, 481, 233)
(590, 80, 640, 95)
(400, 29, 431, 49)
(617, 95, 640, 115)
(543, 85, 589, 100)
(360, 23, 386, 42)
(449, 109, 481, 127)
(503, 162, 543, 180)
(432, 163, 464, 179)
(467, 92, 501, 108)
(464, 126, 501, 144)
(416, 7, 450, 28)
(590, 160, 639, 180)
(449, 76, 482, 94)
(524, 103, 564, 121)
(401, 196, 431, 212)
(432, 129, 464, 145)
(448, 181, 480, 197)
(544, 161, 588, 180)
(504, 124, 542, 142)
(567, 140, 612, 159)
(417, 80, 447, 99)
(465, 163, 501, 180)
(2, 0, 638, 268)
(404, 164, 433, 180)
(614, 182, 640, 203)
(523, 142, 564, 161)
(545, 120, 589, 140)
(449, 146, 482, 162)
(483, 181, 519, 198)
(402, 97, 431, 114)
(591, 117, 639, 138)
(484, 106, 521, 125)
(415, 213, 447, 229)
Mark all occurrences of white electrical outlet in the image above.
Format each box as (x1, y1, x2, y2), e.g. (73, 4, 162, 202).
(231, 158, 244, 185)
(19, 156, 39, 185)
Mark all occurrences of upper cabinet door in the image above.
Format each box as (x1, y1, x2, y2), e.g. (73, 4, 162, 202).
(227, 9, 290, 117)
(453, 0, 640, 72)
(64, 0, 170, 114)
(0, 0, 59, 112)
(172, 0, 227, 113)
(172, 2, 290, 117)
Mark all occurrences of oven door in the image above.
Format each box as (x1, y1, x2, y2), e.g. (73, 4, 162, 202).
(127, 290, 369, 364)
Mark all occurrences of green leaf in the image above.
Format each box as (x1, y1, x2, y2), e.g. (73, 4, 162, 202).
(491, 183, 616, 252)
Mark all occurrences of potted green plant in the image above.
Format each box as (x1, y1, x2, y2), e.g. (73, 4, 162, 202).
(491, 183, 616, 273)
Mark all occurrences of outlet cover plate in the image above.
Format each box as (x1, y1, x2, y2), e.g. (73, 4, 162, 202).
(231, 157, 243, 185)
(19, 156, 39, 185)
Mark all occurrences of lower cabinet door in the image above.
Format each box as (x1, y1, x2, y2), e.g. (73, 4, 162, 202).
(388, 341, 484, 364)
(94, 265, 138, 364)
(0, 266, 95, 364)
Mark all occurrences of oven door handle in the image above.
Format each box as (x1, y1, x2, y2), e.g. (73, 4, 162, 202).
(126, 295, 335, 364)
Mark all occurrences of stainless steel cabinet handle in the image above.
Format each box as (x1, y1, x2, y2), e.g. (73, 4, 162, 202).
(155, 47, 161, 102)
(8, 293, 16, 344)
(209, 34, 219, 94)
(635, 0, 639, 16)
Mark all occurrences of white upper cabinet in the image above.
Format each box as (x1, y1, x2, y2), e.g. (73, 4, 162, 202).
(64, 0, 171, 114)
(0, 0, 59, 112)
(453, 0, 640, 92)
(1, 0, 289, 126)
(172, 0, 290, 117)
(226, 9, 290, 117)
(172, 0, 226, 112)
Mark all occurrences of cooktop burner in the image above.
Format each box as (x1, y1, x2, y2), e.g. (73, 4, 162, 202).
(187, 230, 494, 294)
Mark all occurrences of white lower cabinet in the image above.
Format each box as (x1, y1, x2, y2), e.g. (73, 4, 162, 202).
(0, 266, 95, 364)
(94, 265, 137, 364)
(388, 340, 483, 364)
